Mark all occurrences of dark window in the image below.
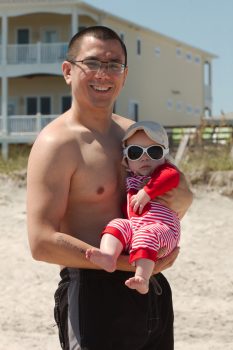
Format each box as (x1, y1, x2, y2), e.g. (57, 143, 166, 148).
(134, 103, 139, 121)
(62, 96, 72, 112)
(137, 39, 141, 55)
(40, 97, 51, 115)
(26, 97, 37, 115)
(17, 29, 29, 44)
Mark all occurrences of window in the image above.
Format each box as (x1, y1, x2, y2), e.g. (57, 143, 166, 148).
(155, 47, 161, 57)
(166, 99, 173, 110)
(120, 33, 125, 42)
(40, 97, 51, 114)
(194, 55, 201, 64)
(204, 61, 211, 85)
(17, 29, 29, 44)
(137, 39, 141, 55)
(78, 26, 87, 33)
(26, 96, 51, 115)
(176, 47, 182, 57)
(27, 97, 37, 115)
(186, 105, 193, 114)
(129, 101, 139, 121)
(43, 30, 58, 43)
(62, 96, 72, 113)
(194, 107, 201, 115)
(186, 52, 192, 62)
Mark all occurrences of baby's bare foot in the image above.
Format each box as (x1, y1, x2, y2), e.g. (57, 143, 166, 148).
(125, 276, 149, 294)
(86, 248, 116, 272)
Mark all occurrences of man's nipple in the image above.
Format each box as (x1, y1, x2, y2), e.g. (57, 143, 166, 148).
(97, 186, 104, 195)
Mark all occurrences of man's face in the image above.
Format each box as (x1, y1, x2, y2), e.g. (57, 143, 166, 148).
(66, 35, 128, 110)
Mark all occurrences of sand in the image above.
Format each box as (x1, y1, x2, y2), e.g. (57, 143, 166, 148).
(0, 176, 233, 350)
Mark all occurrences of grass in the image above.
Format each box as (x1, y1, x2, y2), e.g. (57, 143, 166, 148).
(179, 144, 233, 173)
(0, 143, 233, 175)
(0, 144, 31, 174)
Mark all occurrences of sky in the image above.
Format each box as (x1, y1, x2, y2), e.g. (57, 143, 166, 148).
(85, 0, 233, 116)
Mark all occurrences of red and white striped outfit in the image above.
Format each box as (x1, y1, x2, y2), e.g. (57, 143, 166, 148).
(102, 163, 181, 264)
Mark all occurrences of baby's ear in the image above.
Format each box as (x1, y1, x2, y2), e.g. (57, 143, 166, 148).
(121, 157, 130, 171)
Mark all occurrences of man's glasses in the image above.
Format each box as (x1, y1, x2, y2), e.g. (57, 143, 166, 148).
(123, 145, 169, 161)
(68, 59, 126, 74)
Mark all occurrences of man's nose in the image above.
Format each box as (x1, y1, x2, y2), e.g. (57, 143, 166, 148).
(95, 63, 109, 76)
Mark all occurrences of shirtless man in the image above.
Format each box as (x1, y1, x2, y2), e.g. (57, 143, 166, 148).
(27, 26, 193, 350)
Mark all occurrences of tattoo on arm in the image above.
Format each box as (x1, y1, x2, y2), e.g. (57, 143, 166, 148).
(57, 235, 86, 255)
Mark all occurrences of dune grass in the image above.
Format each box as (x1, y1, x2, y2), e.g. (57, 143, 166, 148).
(0, 143, 232, 175)
(0, 144, 31, 174)
(179, 144, 233, 173)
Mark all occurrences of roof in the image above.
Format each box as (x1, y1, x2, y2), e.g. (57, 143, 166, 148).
(0, 0, 217, 59)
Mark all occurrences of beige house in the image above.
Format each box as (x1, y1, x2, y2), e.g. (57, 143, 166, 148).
(0, 0, 216, 157)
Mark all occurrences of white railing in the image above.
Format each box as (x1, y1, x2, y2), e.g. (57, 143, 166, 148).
(0, 115, 57, 134)
(6, 42, 68, 65)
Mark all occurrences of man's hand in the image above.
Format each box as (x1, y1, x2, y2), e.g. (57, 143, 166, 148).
(156, 171, 193, 219)
(130, 189, 151, 214)
(153, 247, 180, 274)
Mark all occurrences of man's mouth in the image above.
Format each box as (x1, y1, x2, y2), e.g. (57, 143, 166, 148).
(91, 85, 112, 92)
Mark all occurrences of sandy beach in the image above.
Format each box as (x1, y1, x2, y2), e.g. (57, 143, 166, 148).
(0, 176, 233, 350)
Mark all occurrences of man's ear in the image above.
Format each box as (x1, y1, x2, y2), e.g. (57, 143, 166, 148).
(122, 66, 128, 87)
(62, 61, 72, 85)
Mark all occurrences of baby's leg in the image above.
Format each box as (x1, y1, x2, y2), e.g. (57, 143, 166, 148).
(125, 258, 154, 294)
(86, 234, 123, 272)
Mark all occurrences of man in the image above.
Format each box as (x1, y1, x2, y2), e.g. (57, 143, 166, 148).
(27, 26, 192, 350)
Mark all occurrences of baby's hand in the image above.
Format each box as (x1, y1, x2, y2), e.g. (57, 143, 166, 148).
(130, 189, 151, 214)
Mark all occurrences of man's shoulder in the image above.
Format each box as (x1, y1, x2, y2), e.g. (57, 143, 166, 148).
(33, 114, 78, 156)
(112, 114, 134, 131)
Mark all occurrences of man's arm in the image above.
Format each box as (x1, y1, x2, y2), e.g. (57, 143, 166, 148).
(27, 131, 95, 269)
(156, 170, 193, 219)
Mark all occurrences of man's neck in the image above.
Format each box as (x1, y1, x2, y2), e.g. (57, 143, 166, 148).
(68, 104, 114, 133)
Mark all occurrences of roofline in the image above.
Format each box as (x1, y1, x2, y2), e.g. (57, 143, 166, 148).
(79, 1, 217, 59)
(0, 0, 217, 59)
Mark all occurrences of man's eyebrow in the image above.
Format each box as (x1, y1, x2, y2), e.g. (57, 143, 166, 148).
(82, 56, 122, 63)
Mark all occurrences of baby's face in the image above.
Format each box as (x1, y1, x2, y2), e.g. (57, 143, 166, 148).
(125, 130, 165, 176)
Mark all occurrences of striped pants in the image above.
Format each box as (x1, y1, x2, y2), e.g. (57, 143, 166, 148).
(102, 203, 180, 264)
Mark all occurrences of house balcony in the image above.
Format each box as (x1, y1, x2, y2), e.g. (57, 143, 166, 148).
(0, 42, 68, 75)
(0, 114, 56, 140)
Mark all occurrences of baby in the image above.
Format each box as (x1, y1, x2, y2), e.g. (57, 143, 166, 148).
(86, 121, 181, 294)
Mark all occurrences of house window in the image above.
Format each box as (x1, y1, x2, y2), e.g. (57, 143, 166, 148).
(176, 101, 182, 112)
(27, 97, 37, 115)
(41, 97, 51, 114)
(17, 28, 29, 44)
(186, 52, 192, 62)
(120, 33, 124, 42)
(166, 99, 173, 110)
(129, 101, 139, 121)
(194, 107, 201, 115)
(62, 96, 72, 113)
(137, 39, 141, 55)
(78, 26, 87, 33)
(43, 30, 58, 43)
(204, 61, 211, 85)
(176, 47, 182, 57)
(26, 96, 51, 115)
(186, 105, 193, 114)
(155, 47, 161, 57)
(194, 55, 201, 64)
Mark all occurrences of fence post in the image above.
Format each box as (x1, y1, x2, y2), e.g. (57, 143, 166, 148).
(36, 113, 42, 132)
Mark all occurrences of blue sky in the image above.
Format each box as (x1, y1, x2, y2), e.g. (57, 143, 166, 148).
(86, 0, 233, 116)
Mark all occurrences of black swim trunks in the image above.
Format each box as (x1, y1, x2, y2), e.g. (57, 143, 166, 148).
(54, 268, 174, 350)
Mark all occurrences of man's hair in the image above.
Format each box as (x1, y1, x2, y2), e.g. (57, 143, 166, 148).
(66, 25, 127, 66)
